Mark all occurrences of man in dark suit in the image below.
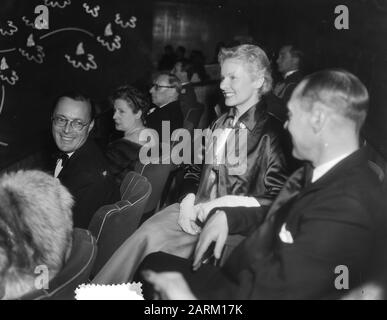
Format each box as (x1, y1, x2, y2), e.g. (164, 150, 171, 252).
(138, 69, 387, 300)
(147, 72, 184, 138)
(51, 92, 120, 229)
(270, 44, 304, 122)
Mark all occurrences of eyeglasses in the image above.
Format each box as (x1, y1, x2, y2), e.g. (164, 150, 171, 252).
(52, 116, 90, 131)
(152, 83, 175, 90)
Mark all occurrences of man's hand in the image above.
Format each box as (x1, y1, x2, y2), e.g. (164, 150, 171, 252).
(142, 270, 197, 300)
(193, 210, 228, 271)
(178, 193, 201, 235)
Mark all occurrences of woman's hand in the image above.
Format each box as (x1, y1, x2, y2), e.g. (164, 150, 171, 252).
(178, 193, 201, 235)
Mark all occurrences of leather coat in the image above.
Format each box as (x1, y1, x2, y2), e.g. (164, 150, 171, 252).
(186, 98, 289, 207)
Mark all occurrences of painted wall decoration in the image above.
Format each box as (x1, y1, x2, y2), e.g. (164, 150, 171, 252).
(115, 14, 137, 29)
(44, 0, 72, 9)
(0, 0, 140, 118)
(65, 42, 97, 71)
(96, 23, 121, 52)
(0, 20, 18, 36)
(0, 57, 19, 115)
(0, 57, 19, 86)
(83, 3, 100, 18)
(18, 34, 45, 64)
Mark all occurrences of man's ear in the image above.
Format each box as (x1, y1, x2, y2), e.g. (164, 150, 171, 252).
(87, 119, 95, 134)
(309, 101, 328, 133)
(135, 110, 143, 120)
(292, 56, 300, 69)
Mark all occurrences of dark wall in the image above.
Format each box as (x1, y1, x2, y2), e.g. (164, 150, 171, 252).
(0, 0, 153, 149)
(151, 0, 249, 64)
(246, 0, 387, 158)
(0, 0, 386, 167)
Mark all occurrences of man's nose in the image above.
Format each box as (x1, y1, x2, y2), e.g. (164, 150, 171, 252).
(63, 121, 72, 133)
(284, 120, 289, 130)
(149, 86, 155, 94)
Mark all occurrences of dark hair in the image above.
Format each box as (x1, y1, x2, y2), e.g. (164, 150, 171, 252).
(284, 44, 304, 69)
(53, 91, 95, 121)
(176, 46, 186, 55)
(110, 85, 151, 122)
(155, 72, 182, 93)
(297, 69, 369, 130)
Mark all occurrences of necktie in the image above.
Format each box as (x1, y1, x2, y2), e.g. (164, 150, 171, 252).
(57, 152, 69, 165)
(54, 152, 69, 178)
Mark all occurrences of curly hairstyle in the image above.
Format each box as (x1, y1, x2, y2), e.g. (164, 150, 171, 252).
(218, 44, 273, 96)
(110, 85, 151, 123)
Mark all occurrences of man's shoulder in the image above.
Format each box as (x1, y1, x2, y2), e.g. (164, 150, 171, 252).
(70, 139, 109, 172)
(299, 153, 385, 216)
(286, 71, 303, 84)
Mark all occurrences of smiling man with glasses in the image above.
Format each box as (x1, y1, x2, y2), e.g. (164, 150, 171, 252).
(146, 72, 184, 137)
(50, 92, 119, 229)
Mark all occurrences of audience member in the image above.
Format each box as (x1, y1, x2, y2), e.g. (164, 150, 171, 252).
(92, 44, 289, 285)
(171, 61, 202, 118)
(273, 44, 304, 106)
(189, 50, 209, 83)
(176, 45, 189, 64)
(106, 85, 157, 184)
(158, 45, 177, 71)
(50, 92, 120, 229)
(146, 73, 184, 137)
(138, 69, 387, 300)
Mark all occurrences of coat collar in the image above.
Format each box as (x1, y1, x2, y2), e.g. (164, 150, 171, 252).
(234, 99, 268, 132)
(298, 148, 368, 196)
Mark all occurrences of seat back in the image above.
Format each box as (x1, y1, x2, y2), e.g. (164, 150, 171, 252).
(183, 106, 204, 133)
(88, 172, 151, 275)
(19, 228, 97, 300)
(134, 156, 174, 217)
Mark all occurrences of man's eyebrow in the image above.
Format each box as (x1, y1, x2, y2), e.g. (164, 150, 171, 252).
(55, 114, 85, 122)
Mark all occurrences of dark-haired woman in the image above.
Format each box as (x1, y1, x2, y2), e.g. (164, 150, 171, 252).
(106, 85, 157, 184)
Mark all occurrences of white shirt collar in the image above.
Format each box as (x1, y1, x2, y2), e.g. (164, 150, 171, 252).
(312, 152, 352, 183)
(284, 69, 298, 79)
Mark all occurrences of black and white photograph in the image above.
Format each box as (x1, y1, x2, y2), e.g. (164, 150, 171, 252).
(0, 0, 386, 302)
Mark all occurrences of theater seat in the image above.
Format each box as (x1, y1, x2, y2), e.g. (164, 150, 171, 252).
(135, 155, 174, 224)
(88, 171, 151, 275)
(19, 228, 97, 300)
(183, 106, 204, 133)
